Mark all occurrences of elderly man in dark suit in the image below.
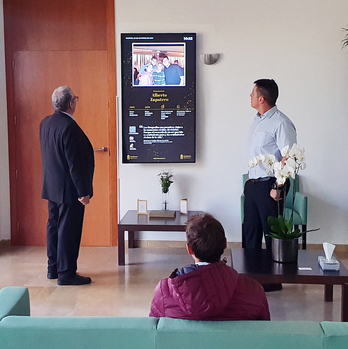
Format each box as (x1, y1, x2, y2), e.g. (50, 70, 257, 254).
(40, 86, 94, 286)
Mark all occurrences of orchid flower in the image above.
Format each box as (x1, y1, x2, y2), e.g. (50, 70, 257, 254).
(289, 144, 305, 162)
(281, 145, 290, 158)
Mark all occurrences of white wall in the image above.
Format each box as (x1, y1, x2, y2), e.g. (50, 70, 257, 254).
(116, 0, 348, 244)
(1, 1, 347, 244)
(0, 0, 10, 240)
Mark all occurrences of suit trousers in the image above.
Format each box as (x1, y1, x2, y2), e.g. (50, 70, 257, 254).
(47, 200, 85, 276)
(242, 178, 284, 250)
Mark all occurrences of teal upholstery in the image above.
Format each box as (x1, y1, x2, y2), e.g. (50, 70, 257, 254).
(0, 287, 30, 320)
(321, 322, 348, 349)
(1, 287, 348, 349)
(156, 318, 324, 349)
(0, 316, 158, 349)
(241, 174, 308, 248)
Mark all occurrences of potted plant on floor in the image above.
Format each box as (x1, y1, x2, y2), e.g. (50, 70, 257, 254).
(249, 144, 319, 263)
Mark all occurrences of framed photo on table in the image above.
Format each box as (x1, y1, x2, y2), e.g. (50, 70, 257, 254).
(180, 199, 188, 215)
(137, 199, 148, 215)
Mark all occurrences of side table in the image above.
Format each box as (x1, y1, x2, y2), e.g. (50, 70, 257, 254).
(117, 210, 203, 265)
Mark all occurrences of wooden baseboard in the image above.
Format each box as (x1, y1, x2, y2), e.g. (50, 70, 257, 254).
(130, 240, 348, 252)
(3, 238, 348, 252)
(0, 239, 11, 247)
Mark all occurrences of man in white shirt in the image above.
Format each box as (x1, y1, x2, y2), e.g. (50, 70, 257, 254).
(243, 79, 297, 253)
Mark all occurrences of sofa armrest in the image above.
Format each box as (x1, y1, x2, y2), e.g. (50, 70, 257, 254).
(321, 321, 348, 349)
(0, 287, 30, 320)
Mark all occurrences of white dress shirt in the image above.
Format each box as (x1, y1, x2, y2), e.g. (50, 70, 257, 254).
(248, 106, 297, 179)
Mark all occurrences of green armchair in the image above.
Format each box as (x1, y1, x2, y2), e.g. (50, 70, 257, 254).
(241, 174, 308, 249)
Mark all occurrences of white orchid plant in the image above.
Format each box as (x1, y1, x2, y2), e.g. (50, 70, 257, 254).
(249, 144, 319, 240)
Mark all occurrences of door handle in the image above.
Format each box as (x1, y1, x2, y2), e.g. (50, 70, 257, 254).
(94, 147, 108, 152)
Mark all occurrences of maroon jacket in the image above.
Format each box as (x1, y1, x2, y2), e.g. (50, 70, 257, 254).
(149, 261, 270, 321)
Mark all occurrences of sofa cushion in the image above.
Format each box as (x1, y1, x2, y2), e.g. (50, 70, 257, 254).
(156, 318, 324, 349)
(0, 316, 157, 349)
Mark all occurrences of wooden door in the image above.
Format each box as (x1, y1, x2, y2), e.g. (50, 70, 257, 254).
(13, 51, 110, 246)
(4, 0, 117, 247)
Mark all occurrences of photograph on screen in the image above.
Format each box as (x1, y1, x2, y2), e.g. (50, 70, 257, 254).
(133, 43, 185, 87)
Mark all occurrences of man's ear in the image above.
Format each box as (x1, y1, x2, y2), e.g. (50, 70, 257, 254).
(186, 243, 194, 255)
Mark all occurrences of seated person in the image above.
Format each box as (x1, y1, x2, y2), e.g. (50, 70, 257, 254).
(149, 213, 270, 321)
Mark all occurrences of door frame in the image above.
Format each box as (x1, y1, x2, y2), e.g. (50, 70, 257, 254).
(3, 0, 118, 246)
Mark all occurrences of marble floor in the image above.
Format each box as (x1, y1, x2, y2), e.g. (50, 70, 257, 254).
(0, 245, 347, 321)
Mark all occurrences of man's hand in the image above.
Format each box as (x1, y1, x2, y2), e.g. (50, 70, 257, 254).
(78, 195, 90, 205)
(270, 189, 282, 201)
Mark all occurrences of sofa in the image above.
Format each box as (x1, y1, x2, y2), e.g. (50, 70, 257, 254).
(0, 286, 348, 349)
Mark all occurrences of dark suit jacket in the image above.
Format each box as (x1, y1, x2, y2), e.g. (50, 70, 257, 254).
(40, 111, 95, 204)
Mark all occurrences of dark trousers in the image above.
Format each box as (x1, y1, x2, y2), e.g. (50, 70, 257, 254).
(242, 178, 284, 250)
(47, 200, 85, 276)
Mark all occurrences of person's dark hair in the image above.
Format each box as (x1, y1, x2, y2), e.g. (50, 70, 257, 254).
(52, 86, 74, 112)
(254, 79, 279, 107)
(186, 213, 226, 263)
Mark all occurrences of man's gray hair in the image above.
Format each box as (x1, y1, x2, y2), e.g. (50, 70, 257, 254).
(52, 86, 74, 112)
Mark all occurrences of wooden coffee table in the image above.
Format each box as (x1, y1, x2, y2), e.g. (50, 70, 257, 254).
(231, 248, 348, 322)
(118, 210, 202, 266)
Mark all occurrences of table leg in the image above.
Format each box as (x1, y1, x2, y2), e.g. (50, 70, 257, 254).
(128, 231, 135, 248)
(325, 285, 333, 302)
(118, 229, 125, 266)
(342, 283, 348, 322)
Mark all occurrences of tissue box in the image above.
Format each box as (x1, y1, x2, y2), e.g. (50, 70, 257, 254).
(318, 256, 340, 271)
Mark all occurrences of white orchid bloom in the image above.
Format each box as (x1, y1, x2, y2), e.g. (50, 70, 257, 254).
(285, 157, 296, 171)
(260, 154, 273, 175)
(300, 162, 306, 170)
(258, 154, 265, 164)
(274, 161, 286, 185)
(273, 161, 283, 172)
(275, 172, 286, 185)
(282, 164, 295, 179)
(248, 156, 259, 168)
(289, 144, 306, 162)
(281, 145, 290, 158)
(264, 154, 276, 167)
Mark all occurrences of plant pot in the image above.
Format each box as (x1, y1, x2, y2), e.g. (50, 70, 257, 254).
(271, 238, 299, 263)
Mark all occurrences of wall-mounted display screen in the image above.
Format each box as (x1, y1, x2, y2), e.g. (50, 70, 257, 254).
(121, 33, 196, 163)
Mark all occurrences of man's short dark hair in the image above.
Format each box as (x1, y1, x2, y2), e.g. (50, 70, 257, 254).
(186, 213, 226, 263)
(254, 79, 279, 107)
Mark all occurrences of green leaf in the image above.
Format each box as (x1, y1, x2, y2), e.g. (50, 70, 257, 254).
(267, 216, 279, 226)
(270, 224, 283, 235)
(285, 219, 294, 234)
(277, 215, 286, 234)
